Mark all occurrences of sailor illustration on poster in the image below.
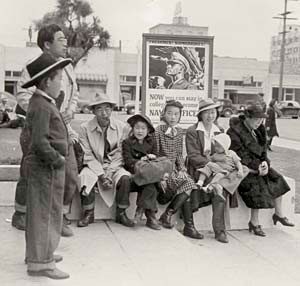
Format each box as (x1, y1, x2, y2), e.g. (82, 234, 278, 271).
(148, 46, 205, 90)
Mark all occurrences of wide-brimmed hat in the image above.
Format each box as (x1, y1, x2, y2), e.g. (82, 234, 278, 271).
(213, 133, 231, 152)
(244, 104, 267, 118)
(197, 98, 221, 116)
(127, 114, 155, 133)
(167, 52, 191, 73)
(88, 92, 116, 108)
(22, 53, 72, 89)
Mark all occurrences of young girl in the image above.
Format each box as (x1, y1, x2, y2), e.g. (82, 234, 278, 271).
(122, 114, 161, 230)
(154, 100, 203, 239)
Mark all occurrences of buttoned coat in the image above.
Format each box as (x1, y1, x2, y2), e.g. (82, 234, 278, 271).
(78, 116, 130, 207)
(227, 116, 290, 209)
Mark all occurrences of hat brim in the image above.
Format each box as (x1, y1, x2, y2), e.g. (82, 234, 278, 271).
(197, 103, 221, 116)
(127, 114, 155, 133)
(22, 58, 72, 89)
(88, 100, 116, 109)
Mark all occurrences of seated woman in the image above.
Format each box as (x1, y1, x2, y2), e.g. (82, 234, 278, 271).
(227, 104, 294, 237)
(122, 114, 161, 230)
(186, 98, 248, 243)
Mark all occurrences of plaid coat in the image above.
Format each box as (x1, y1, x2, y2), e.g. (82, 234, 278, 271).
(154, 124, 197, 195)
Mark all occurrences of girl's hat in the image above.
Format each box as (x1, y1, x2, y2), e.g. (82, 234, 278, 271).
(197, 98, 220, 117)
(127, 114, 155, 133)
(22, 53, 72, 89)
(244, 104, 267, 118)
(88, 92, 116, 109)
(164, 99, 184, 110)
(213, 133, 231, 152)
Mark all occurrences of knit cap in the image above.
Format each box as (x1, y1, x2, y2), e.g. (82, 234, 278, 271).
(213, 133, 231, 152)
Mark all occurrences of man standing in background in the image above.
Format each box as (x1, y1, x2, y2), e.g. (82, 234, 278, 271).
(11, 24, 79, 237)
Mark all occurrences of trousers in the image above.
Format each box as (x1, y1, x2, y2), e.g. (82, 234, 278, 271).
(25, 155, 65, 271)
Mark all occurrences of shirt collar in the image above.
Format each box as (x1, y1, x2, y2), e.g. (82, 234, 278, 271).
(35, 89, 56, 105)
(89, 116, 117, 132)
(196, 121, 220, 134)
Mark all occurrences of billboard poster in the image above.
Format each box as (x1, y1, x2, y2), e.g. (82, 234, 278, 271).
(142, 33, 214, 127)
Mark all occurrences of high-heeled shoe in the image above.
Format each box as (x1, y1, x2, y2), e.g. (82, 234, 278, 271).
(248, 221, 266, 237)
(272, 214, 294, 227)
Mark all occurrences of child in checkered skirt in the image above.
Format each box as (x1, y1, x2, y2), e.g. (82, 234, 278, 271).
(153, 100, 203, 239)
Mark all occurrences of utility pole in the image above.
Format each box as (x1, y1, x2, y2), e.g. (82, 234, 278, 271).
(273, 0, 298, 102)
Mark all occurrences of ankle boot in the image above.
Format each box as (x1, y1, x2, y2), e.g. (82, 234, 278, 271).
(115, 207, 135, 227)
(77, 209, 95, 227)
(12, 211, 26, 231)
(182, 200, 203, 239)
(145, 209, 161, 230)
(159, 192, 189, 229)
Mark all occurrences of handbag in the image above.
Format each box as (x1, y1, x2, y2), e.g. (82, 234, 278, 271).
(133, 156, 173, 186)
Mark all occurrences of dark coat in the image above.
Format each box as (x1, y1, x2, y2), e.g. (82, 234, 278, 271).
(265, 106, 279, 138)
(122, 135, 156, 174)
(227, 116, 290, 209)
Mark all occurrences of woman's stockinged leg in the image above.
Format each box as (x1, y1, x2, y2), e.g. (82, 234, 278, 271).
(250, 209, 260, 225)
(274, 196, 283, 217)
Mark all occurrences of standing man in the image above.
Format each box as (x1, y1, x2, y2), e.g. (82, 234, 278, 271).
(166, 52, 197, 90)
(11, 24, 79, 237)
(257, 92, 267, 113)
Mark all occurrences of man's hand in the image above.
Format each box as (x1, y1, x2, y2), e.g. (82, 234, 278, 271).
(98, 175, 113, 190)
(61, 110, 73, 124)
(147, 154, 157, 160)
(258, 161, 268, 176)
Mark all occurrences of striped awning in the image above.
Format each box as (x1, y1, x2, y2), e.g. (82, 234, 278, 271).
(76, 73, 108, 82)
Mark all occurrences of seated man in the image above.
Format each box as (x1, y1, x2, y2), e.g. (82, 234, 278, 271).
(78, 93, 134, 228)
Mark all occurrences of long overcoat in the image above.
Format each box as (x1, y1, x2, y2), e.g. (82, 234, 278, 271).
(227, 116, 290, 209)
(265, 106, 279, 138)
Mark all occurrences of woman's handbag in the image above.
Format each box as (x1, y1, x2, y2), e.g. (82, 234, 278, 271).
(133, 156, 173, 186)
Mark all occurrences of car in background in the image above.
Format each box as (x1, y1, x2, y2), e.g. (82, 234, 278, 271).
(216, 99, 237, 117)
(125, 100, 141, 115)
(277, 100, 300, 119)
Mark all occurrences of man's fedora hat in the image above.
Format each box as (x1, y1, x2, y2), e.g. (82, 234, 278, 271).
(167, 52, 191, 73)
(127, 114, 155, 133)
(88, 92, 116, 108)
(197, 98, 221, 116)
(244, 103, 267, 118)
(22, 53, 72, 89)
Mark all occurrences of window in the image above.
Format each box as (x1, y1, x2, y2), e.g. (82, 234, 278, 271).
(224, 80, 243, 86)
(12, 71, 21, 77)
(5, 71, 11, 77)
(213, 79, 219, 85)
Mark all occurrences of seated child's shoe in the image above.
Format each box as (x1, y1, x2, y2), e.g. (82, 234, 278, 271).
(133, 207, 144, 224)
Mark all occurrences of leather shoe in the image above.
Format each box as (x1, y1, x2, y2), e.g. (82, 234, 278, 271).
(25, 254, 63, 264)
(183, 225, 204, 240)
(248, 221, 266, 237)
(77, 209, 95, 227)
(61, 224, 74, 237)
(116, 208, 135, 227)
(11, 211, 26, 231)
(272, 214, 294, 227)
(63, 214, 71, 225)
(215, 231, 229, 243)
(145, 209, 161, 230)
(27, 267, 70, 280)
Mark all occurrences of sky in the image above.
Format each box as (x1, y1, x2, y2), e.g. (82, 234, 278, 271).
(1, 0, 300, 61)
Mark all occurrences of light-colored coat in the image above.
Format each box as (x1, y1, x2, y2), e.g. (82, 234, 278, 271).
(78, 116, 130, 207)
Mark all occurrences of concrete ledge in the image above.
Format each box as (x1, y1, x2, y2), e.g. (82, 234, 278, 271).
(0, 175, 296, 231)
(0, 165, 20, 181)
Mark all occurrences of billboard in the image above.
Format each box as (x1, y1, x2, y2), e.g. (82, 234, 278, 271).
(142, 33, 214, 127)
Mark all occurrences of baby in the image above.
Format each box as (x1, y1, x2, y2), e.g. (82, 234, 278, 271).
(196, 133, 244, 201)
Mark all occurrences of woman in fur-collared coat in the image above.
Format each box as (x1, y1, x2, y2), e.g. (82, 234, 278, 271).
(227, 104, 294, 237)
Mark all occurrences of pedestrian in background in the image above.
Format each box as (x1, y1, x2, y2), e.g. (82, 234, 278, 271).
(265, 99, 280, 151)
(23, 53, 71, 279)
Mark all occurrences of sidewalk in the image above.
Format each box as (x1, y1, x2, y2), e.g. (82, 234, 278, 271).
(1, 206, 300, 286)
